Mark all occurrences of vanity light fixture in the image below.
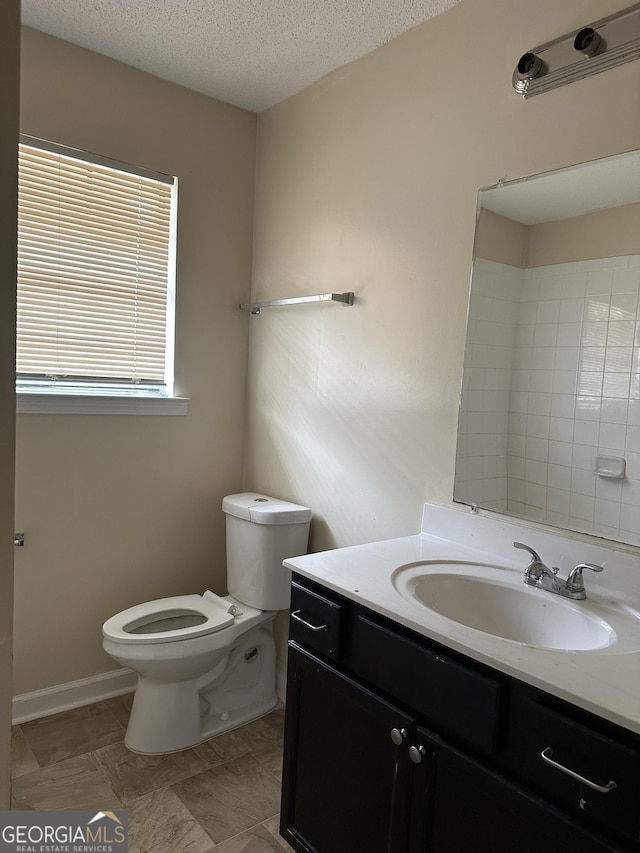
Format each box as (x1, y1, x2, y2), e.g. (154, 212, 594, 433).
(513, 52, 543, 85)
(513, 2, 640, 97)
(573, 27, 602, 58)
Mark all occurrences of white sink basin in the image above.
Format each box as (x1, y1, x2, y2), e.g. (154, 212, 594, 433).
(392, 561, 640, 653)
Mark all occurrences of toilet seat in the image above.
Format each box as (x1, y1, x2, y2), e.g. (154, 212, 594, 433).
(102, 591, 237, 644)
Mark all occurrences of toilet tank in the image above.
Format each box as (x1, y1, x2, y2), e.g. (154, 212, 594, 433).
(222, 492, 312, 611)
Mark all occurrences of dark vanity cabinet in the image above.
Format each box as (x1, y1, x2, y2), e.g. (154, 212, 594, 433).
(407, 732, 627, 853)
(282, 644, 414, 853)
(281, 575, 640, 853)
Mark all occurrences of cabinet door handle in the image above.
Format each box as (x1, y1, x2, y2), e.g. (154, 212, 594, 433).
(409, 745, 426, 764)
(291, 610, 328, 632)
(390, 727, 408, 745)
(540, 747, 617, 793)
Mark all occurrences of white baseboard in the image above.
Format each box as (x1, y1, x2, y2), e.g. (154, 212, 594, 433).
(12, 668, 136, 724)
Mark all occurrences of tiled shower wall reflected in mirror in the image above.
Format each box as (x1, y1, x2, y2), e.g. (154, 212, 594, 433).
(456, 254, 640, 545)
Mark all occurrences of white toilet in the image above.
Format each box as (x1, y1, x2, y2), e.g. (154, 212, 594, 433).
(102, 492, 311, 754)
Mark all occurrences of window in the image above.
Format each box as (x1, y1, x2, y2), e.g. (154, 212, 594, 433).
(16, 136, 185, 414)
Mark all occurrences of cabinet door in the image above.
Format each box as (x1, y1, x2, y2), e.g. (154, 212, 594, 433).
(281, 642, 415, 853)
(409, 729, 627, 853)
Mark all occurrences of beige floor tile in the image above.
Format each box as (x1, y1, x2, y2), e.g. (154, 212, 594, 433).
(252, 742, 283, 780)
(194, 718, 282, 766)
(172, 753, 281, 844)
(262, 708, 285, 738)
(261, 817, 296, 853)
(11, 726, 40, 779)
(20, 703, 125, 767)
(102, 692, 134, 729)
(212, 822, 290, 852)
(11, 753, 121, 811)
(11, 698, 291, 853)
(93, 741, 208, 804)
(127, 786, 215, 853)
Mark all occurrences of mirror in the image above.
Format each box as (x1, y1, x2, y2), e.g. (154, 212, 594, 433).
(455, 149, 640, 547)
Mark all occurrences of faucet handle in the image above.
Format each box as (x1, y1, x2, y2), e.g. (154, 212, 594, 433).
(513, 541, 542, 565)
(566, 562, 604, 592)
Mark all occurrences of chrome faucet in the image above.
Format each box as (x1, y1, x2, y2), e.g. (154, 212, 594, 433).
(565, 562, 605, 598)
(512, 542, 604, 600)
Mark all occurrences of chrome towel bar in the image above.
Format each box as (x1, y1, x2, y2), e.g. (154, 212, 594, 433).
(240, 291, 354, 315)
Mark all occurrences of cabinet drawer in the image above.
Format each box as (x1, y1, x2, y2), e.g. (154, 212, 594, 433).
(521, 699, 640, 844)
(413, 732, 628, 853)
(289, 581, 344, 661)
(351, 614, 502, 755)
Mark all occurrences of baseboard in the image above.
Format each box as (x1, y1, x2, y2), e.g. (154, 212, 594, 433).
(12, 668, 136, 724)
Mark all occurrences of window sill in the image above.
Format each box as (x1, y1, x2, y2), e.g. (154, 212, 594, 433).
(17, 393, 189, 415)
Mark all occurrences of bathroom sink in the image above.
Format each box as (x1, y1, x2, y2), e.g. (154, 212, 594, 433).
(392, 561, 638, 652)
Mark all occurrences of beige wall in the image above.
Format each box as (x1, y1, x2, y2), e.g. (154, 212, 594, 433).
(476, 203, 640, 268)
(475, 208, 528, 267)
(247, 0, 640, 553)
(0, 1, 19, 806)
(13, 0, 640, 702)
(527, 201, 640, 266)
(14, 29, 257, 695)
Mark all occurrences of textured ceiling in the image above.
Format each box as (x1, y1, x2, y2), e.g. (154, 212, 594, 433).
(21, 0, 462, 113)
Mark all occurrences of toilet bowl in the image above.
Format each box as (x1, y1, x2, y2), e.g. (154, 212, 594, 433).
(102, 493, 311, 754)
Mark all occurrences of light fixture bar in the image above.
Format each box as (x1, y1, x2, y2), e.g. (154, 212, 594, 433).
(513, 3, 640, 97)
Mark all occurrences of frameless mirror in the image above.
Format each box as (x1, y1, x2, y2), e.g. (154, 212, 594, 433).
(455, 149, 640, 547)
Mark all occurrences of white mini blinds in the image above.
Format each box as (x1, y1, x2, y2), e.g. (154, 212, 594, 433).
(17, 137, 177, 397)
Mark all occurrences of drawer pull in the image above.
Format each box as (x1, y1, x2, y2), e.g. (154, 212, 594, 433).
(540, 747, 617, 793)
(291, 610, 328, 632)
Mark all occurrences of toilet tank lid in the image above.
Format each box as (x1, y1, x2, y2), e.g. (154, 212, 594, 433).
(222, 492, 312, 525)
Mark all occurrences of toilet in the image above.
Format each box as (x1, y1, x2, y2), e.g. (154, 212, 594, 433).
(102, 492, 311, 754)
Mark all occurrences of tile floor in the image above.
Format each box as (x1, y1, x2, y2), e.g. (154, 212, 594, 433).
(10, 694, 295, 853)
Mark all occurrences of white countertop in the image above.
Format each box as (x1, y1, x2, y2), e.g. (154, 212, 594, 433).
(284, 504, 640, 735)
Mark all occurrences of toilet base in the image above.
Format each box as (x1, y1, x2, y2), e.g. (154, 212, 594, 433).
(123, 620, 278, 754)
(200, 693, 278, 744)
(125, 693, 279, 755)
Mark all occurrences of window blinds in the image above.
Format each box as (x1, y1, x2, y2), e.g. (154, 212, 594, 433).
(17, 140, 175, 390)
